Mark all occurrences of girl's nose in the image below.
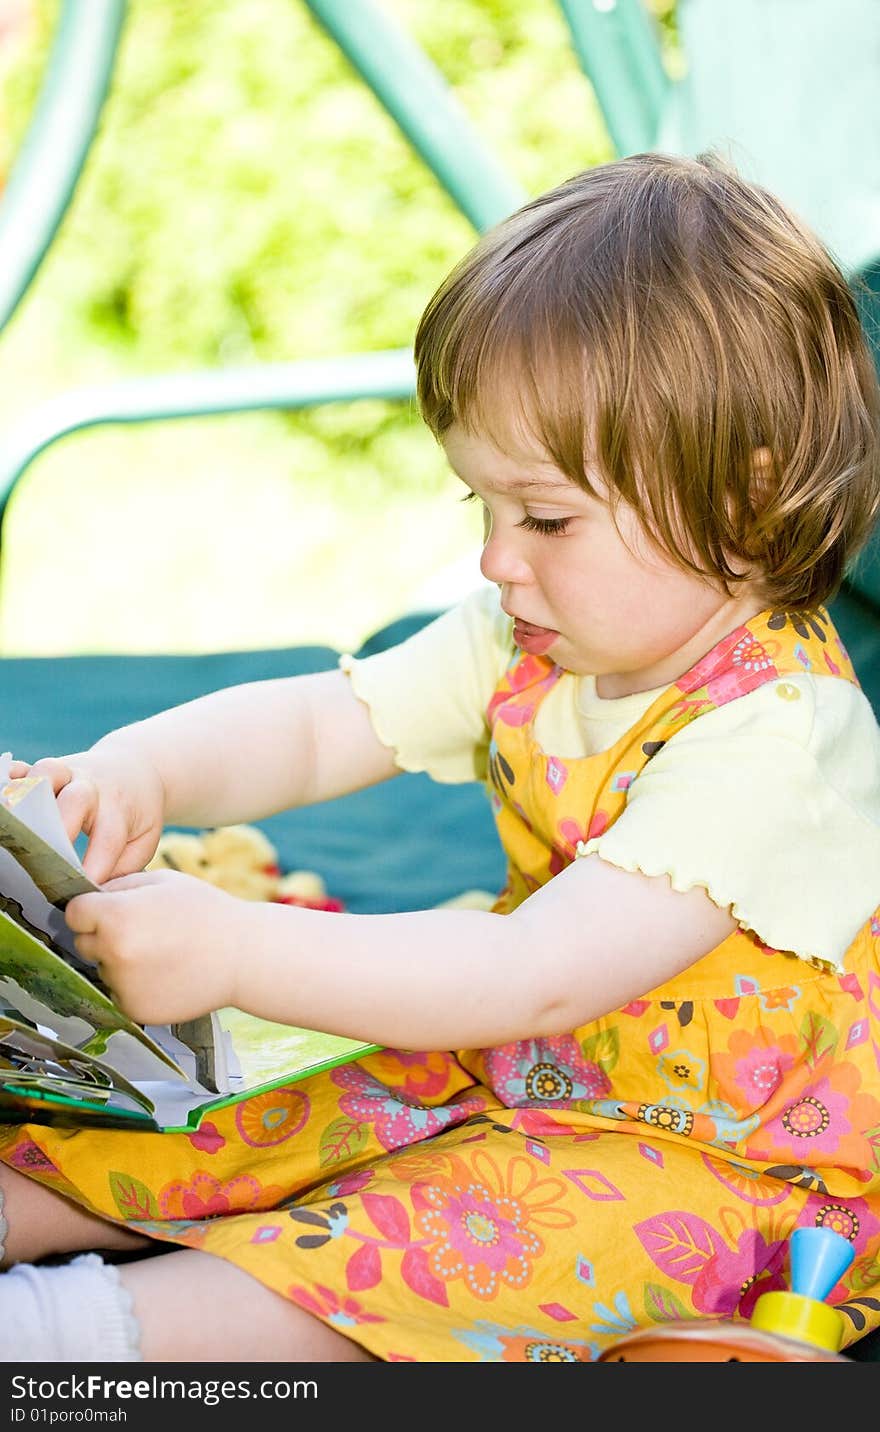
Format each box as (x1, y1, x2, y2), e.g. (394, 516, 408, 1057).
(479, 529, 533, 586)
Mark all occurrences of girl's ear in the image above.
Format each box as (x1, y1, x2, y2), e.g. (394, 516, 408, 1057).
(750, 446, 776, 510)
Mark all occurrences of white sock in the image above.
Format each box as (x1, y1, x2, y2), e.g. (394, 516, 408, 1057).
(0, 1252, 142, 1362)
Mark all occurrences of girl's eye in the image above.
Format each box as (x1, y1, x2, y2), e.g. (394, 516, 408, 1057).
(517, 513, 571, 536)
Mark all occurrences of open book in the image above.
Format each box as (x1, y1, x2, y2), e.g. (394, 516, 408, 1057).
(0, 755, 377, 1132)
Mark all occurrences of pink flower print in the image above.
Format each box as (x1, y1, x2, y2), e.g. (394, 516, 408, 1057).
(288, 1282, 385, 1328)
(158, 1171, 283, 1220)
(731, 634, 775, 676)
(5, 1138, 58, 1175)
(676, 623, 753, 694)
(772, 1087, 843, 1154)
(505, 652, 550, 693)
(488, 697, 536, 729)
(810, 1194, 880, 1253)
(692, 1227, 788, 1318)
(752, 1058, 880, 1167)
(332, 1064, 485, 1151)
(484, 1036, 611, 1108)
(412, 1149, 574, 1300)
(365, 1049, 456, 1103)
(510, 1108, 581, 1139)
(706, 664, 772, 706)
(635, 1210, 787, 1318)
(556, 817, 588, 854)
(711, 1027, 800, 1114)
(487, 656, 560, 727)
(187, 1121, 225, 1154)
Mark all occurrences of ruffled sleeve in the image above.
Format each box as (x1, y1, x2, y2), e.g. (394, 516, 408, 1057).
(339, 584, 513, 783)
(577, 674, 880, 972)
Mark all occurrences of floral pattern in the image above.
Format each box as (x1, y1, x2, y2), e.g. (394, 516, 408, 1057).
(1, 605, 879, 1361)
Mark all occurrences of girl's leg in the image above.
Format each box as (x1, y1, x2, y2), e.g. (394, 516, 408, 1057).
(0, 1161, 150, 1268)
(121, 1248, 374, 1362)
(0, 1163, 372, 1362)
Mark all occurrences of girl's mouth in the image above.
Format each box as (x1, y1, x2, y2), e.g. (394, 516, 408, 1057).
(513, 619, 559, 656)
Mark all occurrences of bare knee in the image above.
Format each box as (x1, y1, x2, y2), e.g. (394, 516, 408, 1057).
(123, 1250, 376, 1362)
(0, 1161, 151, 1268)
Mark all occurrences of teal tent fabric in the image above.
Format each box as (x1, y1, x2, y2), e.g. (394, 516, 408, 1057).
(0, 610, 506, 914)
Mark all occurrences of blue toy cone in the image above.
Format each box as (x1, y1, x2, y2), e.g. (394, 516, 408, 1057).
(790, 1227, 855, 1303)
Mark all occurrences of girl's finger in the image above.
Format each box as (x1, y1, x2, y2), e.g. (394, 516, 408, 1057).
(64, 893, 100, 935)
(116, 829, 162, 878)
(25, 757, 75, 795)
(79, 808, 131, 886)
(101, 869, 178, 893)
(71, 933, 101, 965)
(7, 759, 30, 778)
(55, 778, 99, 848)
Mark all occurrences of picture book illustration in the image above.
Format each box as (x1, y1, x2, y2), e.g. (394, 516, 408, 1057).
(0, 755, 376, 1131)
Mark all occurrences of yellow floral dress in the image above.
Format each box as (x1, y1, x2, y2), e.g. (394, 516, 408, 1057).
(2, 607, 879, 1362)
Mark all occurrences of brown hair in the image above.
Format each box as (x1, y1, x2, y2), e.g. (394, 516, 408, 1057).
(414, 151, 880, 610)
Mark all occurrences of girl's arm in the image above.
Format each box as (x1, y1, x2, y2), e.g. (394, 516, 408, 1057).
(104, 669, 400, 822)
(17, 670, 399, 882)
(65, 853, 738, 1044)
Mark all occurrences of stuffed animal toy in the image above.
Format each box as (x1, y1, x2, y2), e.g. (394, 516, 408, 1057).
(147, 823, 496, 914)
(146, 823, 345, 911)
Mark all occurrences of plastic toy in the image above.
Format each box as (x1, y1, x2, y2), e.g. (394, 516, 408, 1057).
(146, 823, 345, 911)
(598, 1227, 856, 1362)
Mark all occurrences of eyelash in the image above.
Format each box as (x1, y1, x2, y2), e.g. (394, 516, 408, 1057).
(517, 513, 571, 536)
(460, 492, 571, 537)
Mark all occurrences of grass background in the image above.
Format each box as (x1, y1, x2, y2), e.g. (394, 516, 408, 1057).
(0, 0, 676, 655)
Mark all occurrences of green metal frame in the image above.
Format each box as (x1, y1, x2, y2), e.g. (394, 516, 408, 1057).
(303, 0, 524, 232)
(0, 350, 416, 513)
(0, 0, 531, 542)
(558, 0, 668, 156)
(0, 0, 125, 336)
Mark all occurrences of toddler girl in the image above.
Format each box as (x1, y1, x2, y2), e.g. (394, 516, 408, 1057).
(2, 151, 880, 1364)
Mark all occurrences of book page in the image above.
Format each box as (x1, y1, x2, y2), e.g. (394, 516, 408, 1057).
(0, 756, 94, 907)
(0, 756, 225, 1090)
(0, 1014, 154, 1115)
(218, 1007, 375, 1088)
(0, 908, 186, 1079)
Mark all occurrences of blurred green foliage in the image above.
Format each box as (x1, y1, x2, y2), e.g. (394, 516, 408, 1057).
(0, 0, 676, 653)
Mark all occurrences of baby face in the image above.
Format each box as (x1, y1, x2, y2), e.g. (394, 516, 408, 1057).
(443, 425, 764, 698)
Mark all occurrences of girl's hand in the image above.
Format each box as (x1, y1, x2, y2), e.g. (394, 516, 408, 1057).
(9, 739, 166, 884)
(64, 869, 244, 1024)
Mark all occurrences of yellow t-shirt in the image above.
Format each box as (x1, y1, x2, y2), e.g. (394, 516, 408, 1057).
(341, 584, 880, 970)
